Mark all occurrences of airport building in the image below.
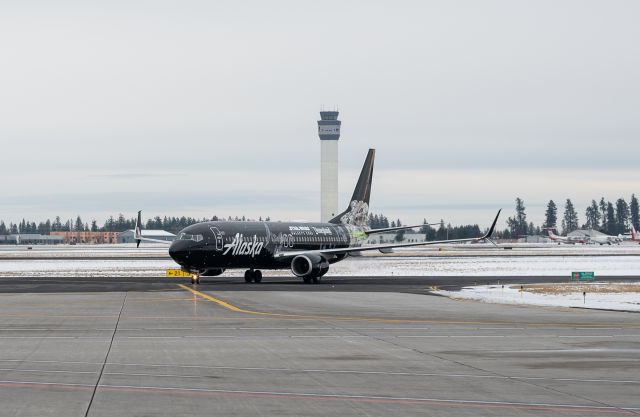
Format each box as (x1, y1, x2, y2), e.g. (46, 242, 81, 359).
(365, 233, 427, 245)
(50, 231, 119, 244)
(318, 110, 341, 222)
(117, 229, 175, 244)
(0, 234, 65, 245)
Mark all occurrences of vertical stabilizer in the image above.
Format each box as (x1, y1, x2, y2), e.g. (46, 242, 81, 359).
(329, 149, 375, 226)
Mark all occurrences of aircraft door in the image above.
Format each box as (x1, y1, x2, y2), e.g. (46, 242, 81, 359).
(210, 227, 224, 251)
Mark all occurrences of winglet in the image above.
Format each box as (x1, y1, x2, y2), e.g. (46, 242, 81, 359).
(134, 210, 142, 248)
(481, 209, 501, 240)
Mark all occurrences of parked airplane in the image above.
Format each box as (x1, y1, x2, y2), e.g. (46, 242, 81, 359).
(619, 224, 639, 243)
(135, 149, 501, 284)
(545, 228, 588, 244)
(583, 231, 622, 245)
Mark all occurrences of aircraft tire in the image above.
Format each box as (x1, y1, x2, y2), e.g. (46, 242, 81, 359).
(303, 277, 312, 284)
(244, 270, 253, 283)
(253, 270, 262, 283)
(312, 277, 319, 284)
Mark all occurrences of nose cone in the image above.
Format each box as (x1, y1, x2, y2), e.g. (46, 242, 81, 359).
(169, 241, 188, 264)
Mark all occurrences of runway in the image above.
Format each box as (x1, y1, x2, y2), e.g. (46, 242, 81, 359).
(0, 276, 638, 416)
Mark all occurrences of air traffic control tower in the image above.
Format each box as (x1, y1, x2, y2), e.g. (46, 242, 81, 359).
(318, 110, 341, 222)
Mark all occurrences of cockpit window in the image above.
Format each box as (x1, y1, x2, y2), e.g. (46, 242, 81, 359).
(178, 233, 203, 242)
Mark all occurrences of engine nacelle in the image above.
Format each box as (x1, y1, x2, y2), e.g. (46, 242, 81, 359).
(200, 268, 225, 277)
(291, 254, 329, 277)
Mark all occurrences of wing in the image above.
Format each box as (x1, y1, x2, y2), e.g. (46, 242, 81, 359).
(365, 222, 440, 235)
(134, 210, 173, 247)
(275, 209, 501, 260)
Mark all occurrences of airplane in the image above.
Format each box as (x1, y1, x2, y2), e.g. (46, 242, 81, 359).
(618, 224, 639, 244)
(135, 149, 501, 285)
(582, 231, 622, 245)
(545, 228, 588, 244)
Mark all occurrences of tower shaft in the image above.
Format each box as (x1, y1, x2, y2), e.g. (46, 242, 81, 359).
(321, 140, 338, 222)
(318, 110, 341, 222)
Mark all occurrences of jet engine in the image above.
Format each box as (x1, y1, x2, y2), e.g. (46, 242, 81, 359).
(291, 254, 329, 278)
(200, 268, 225, 277)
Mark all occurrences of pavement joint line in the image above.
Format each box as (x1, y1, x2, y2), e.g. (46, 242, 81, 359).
(73, 383, 640, 413)
(1, 362, 639, 385)
(0, 378, 637, 413)
(83, 292, 127, 417)
(329, 317, 639, 415)
(177, 284, 640, 327)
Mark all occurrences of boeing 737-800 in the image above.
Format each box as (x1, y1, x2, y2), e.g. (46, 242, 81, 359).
(135, 149, 501, 284)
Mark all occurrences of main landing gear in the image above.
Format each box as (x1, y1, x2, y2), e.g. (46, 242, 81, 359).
(190, 274, 200, 285)
(302, 276, 319, 284)
(244, 269, 262, 283)
(301, 270, 327, 284)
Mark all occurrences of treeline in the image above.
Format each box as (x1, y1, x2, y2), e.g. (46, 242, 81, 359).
(503, 194, 639, 238)
(367, 213, 482, 241)
(0, 214, 271, 235)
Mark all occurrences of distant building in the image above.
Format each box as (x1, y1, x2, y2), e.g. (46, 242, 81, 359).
(50, 231, 118, 244)
(567, 229, 606, 238)
(365, 233, 426, 245)
(117, 230, 175, 244)
(0, 234, 64, 245)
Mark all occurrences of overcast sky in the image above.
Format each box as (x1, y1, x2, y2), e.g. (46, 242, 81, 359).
(1, 0, 638, 228)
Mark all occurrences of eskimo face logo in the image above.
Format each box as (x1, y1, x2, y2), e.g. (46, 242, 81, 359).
(223, 233, 264, 257)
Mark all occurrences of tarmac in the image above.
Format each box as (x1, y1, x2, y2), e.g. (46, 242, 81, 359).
(0, 276, 638, 416)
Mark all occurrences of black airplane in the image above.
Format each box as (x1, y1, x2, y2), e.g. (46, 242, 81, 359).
(135, 149, 501, 284)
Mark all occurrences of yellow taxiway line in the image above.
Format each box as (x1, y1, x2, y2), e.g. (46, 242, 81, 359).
(176, 284, 640, 328)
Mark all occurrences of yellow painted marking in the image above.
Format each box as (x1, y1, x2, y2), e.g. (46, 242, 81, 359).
(166, 269, 192, 278)
(178, 284, 285, 316)
(176, 284, 640, 328)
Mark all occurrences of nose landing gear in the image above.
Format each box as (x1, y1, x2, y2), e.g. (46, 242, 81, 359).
(244, 269, 263, 283)
(190, 274, 200, 285)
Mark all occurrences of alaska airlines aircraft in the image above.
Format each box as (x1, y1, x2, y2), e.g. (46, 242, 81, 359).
(135, 149, 501, 284)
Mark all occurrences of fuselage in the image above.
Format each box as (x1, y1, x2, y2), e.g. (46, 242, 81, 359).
(169, 221, 360, 273)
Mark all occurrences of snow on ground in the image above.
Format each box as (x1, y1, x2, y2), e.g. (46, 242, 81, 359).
(1, 255, 640, 278)
(332, 255, 640, 277)
(435, 283, 640, 312)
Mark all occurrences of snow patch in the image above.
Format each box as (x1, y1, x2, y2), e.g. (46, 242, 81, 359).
(435, 283, 640, 312)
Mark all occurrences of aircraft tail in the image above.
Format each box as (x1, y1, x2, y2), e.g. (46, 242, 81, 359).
(544, 227, 559, 239)
(632, 224, 638, 241)
(329, 148, 375, 227)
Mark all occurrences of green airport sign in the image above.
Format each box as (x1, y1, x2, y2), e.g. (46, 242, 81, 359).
(572, 271, 595, 281)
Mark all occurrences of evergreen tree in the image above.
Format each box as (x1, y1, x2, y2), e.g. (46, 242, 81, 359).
(75, 216, 84, 232)
(599, 198, 608, 232)
(0, 221, 6, 235)
(91, 220, 98, 232)
(630, 194, 639, 230)
(507, 197, 528, 236)
(615, 198, 630, 234)
(562, 199, 579, 234)
(52, 216, 62, 232)
(543, 200, 557, 229)
(584, 200, 600, 230)
(606, 202, 616, 235)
